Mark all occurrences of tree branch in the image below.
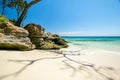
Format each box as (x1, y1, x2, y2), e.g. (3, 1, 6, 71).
(15, 0, 42, 26)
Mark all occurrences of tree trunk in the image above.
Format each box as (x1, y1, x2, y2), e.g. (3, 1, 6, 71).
(2, 5, 5, 15)
(15, 0, 41, 27)
(2, 0, 6, 15)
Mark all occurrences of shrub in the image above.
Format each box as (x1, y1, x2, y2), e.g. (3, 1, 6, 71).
(0, 15, 9, 23)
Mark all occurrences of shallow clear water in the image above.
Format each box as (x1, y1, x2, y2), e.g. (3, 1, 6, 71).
(62, 36, 120, 53)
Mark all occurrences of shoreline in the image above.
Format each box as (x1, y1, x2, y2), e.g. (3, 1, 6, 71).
(0, 48, 120, 80)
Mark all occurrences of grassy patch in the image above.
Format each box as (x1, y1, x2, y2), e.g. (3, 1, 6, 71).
(0, 15, 9, 23)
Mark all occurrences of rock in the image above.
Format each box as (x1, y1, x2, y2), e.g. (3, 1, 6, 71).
(0, 33, 4, 38)
(0, 22, 29, 37)
(24, 23, 45, 37)
(0, 15, 68, 50)
(31, 37, 60, 49)
(54, 38, 68, 45)
(0, 34, 35, 51)
(36, 41, 60, 50)
(26, 31, 68, 49)
(0, 22, 35, 51)
(24, 23, 68, 49)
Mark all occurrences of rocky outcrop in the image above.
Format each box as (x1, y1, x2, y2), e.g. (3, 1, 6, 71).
(0, 22, 68, 50)
(25, 23, 44, 37)
(31, 33, 68, 49)
(0, 22, 29, 36)
(0, 22, 35, 51)
(25, 24, 68, 49)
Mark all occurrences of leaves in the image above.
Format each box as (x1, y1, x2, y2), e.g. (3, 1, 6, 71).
(7, 0, 27, 10)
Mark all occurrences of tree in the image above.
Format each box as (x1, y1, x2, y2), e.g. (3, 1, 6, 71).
(1, 0, 6, 15)
(15, 0, 41, 26)
(0, 0, 42, 27)
(0, 0, 7, 15)
(0, 0, 11, 15)
(7, 0, 27, 20)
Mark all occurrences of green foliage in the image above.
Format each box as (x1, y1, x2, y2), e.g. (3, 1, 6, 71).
(0, 0, 41, 26)
(7, 0, 27, 12)
(7, 0, 28, 19)
(0, 15, 8, 22)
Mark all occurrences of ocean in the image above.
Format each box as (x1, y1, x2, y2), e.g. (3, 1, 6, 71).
(62, 36, 120, 53)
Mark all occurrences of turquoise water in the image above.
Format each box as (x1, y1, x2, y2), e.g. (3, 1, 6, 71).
(62, 36, 120, 53)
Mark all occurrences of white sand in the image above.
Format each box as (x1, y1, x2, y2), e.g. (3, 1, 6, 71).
(0, 48, 120, 80)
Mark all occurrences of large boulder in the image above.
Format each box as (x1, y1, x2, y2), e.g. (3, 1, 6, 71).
(0, 34, 35, 50)
(43, 32, 68, 46)
(24, 23, 68, 49)
(0, 22, 29, 37)
(0, 22, 35, 51)
(31, 34, 68, 49)
(35, 40, 61, 50)
(24, 23, 44, 37)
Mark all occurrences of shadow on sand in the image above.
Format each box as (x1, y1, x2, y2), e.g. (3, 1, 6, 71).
(0, 50, 119, 80)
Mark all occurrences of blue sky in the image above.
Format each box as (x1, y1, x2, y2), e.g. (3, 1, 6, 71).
(2, 0, 120, 36)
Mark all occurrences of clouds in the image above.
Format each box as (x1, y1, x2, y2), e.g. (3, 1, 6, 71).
(59, 32, 82, 36)
(58, 31, 120, 36)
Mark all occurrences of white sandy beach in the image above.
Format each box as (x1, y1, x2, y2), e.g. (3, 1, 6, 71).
(0, 47, 120, 80)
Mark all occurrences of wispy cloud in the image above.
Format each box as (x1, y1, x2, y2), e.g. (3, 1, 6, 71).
(58, 31, 120, 36)
(58, 31, 83, 36)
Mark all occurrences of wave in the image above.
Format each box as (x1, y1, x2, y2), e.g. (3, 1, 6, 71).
(66, 40, 118, 43)
(63, 36, 120, 42)
(69, 40, 115, 42)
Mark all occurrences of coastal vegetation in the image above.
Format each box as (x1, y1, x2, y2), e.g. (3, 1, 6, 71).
(0, 0, 41, 26)
(0, 15, 8, 22)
